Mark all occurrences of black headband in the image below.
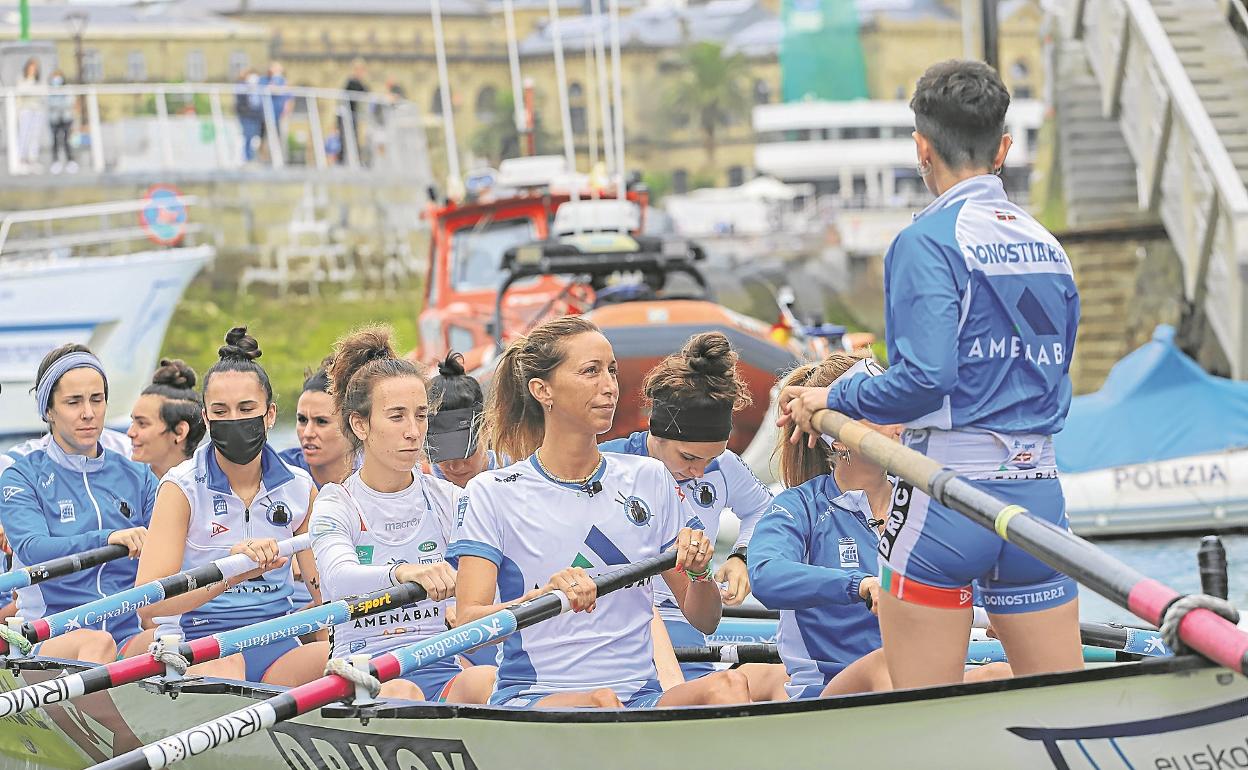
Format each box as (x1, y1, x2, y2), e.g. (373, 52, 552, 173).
(648, 400, 734, 442)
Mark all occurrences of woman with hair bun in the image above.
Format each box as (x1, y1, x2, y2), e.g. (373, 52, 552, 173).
(451, 316, 750, 708)
(427, 352, 498, 488)
(279, 358, 356, 490)
(132, 327, 326, 686)
(128, 358, 206, 480)
(600, 331, 772, 683)
(309, 326, 495, 703)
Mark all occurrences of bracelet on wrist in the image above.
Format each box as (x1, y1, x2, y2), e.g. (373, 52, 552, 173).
(684, 564, 713, 582)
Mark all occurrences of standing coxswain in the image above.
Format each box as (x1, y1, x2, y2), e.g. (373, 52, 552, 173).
(780, 60, 1083, 689)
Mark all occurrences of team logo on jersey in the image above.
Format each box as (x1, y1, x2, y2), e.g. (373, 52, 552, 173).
(619, 494, 652, 526)
(356, 545, 374, 565)
(419, 554, 443, 565)
(266, 502, 293, 527)
(692, 481, 717, 509)
(58, 500, 75, 523)
(419, 540, 438, 553)
(40, 472, 55, 489)
(495, 473, 521, 483)
(838, 537, 859, 568)
(349, 639, 367, 654)
(213, 495, 228, 516)
(2, 485, 22, 502)
(456, 496, 469, 527)
(211, 521, 230, 538)
(571, 552, 594, 569)
(768, 502, 794, 520)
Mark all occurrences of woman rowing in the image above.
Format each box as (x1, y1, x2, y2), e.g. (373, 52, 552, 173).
(427, 352, 500, 487)
(780, 60, 1083, 688)
(309, 327, 494, 703)
(599, 331, 770, 682)
(134, 327, 326, 686)
(279, 359, 356, 490)
(754, 352, 1009, 696)
(450, 316, 749, 708)
(128, 359, 206, 480)
(0, 344, 154, 663)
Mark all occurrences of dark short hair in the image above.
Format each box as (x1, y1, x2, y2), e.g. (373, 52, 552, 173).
(910, 60, 1010, 170)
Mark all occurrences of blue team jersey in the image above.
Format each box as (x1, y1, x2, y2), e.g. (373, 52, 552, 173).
(0, 438, 157, 645)
(826, 174, 1079, 434)
(749, 474, 882, 697)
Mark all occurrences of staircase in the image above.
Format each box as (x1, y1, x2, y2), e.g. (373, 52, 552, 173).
(1061, 0, 1248, 376)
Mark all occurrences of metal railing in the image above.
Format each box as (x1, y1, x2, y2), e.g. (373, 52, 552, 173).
(0, 195, 209, 261)
(1069, 0, 1248, 376)
(0, 82, 431, 183)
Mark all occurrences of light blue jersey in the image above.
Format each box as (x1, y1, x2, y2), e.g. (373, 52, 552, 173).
(449, 452, 685, 703)
(825, 174, 1079, 434)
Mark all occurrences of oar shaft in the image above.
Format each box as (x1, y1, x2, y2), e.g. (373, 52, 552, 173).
(0, 544, 129, 594)
(98, 552, 678, 770)
(815, 410, 1248, 673)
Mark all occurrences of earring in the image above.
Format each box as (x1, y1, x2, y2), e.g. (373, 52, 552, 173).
(546, 402, 553, 411)
(917, 160, 932, 178)
(840, 449, 852, 465)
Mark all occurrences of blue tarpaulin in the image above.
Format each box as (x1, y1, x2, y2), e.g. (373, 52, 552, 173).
(1055, 325, 1248, 473)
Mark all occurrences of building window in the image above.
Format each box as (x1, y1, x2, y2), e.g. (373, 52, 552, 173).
(728, 165, 745, 187)
(127, 51, 147, 82)
(229, 51, 250, 80)
(752, 79, 770, 105)
(673, 169, 689, 194)
(185, 50, 206, 82)
(568, 81, 586, 134)
(82, 49, 103, 83)
(475, 85, 497, 123)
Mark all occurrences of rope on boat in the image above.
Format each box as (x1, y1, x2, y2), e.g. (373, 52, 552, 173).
(1160, 594, 1241, 655)
(324, 657, 381, 699)
(0, 625, 32, 655)
(148, 639, 190, 677)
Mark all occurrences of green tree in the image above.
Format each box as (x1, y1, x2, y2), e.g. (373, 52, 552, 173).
(471, 90, 554, 166)
(664, 42, 751, 168)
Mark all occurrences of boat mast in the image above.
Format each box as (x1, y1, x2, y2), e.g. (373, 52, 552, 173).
(590, 0, 617, 178)
(502, 0, 529, 152)
(547, 0, 582, 203)
(607, 0, 627, 200)
(431, 0, 462, 190)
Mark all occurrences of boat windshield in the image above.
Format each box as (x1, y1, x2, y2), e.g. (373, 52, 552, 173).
(450, 218, 538, 291)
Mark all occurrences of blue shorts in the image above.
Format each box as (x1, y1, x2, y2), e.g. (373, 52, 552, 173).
(662, 617, 714, 681)
(241, 637, 300, 682)
(878, 475, 1076, 615)
(490, 679, 664, 709)
(460, 644, 499, 668)
(788, 683, 827, 700)
(396, 658, 462, 702)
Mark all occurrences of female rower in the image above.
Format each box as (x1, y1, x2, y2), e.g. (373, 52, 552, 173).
(427, 352, 498, 487)
(0, 344, 154, 663)
(450, 316, 750, 708)
(309, 327, 494, 703)
(600, 331, 770, 682)
(134, 327, 326, 686)
(780, 60, 1083, 688)
(279, 359, 356, 490)
(128, 359, 206, 480)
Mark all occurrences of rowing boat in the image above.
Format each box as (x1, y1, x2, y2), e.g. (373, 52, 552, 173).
(0, 653, 1243, 769)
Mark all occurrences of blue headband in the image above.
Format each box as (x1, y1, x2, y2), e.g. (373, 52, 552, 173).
(35, 351, 108, 421)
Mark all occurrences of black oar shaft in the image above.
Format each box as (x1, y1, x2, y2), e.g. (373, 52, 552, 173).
(0, 544, 129, 594)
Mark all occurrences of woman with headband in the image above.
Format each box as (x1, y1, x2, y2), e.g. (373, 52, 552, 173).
(600, 332, 771, 682)
(133, 327, 326, 686)
(0, 344, 155, 663)
(128, 359, 206, 480)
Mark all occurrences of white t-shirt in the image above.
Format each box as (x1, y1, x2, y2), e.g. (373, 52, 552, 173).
(449, 452, 686, 701)
(310, 470, 461, 658)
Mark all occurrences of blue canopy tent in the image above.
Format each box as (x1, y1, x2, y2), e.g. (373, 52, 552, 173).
(1054, 325, 1248, 473)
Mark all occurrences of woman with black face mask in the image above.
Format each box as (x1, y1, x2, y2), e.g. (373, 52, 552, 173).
(130, 327, 328, 687)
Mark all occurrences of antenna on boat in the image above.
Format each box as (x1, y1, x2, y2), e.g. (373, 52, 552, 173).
(547, 0, 582, 204)
(430, 0, 462, 195)
(607, 0, 627, 201)
(501, 0, 529, 150)
(589, 0, 617, 179)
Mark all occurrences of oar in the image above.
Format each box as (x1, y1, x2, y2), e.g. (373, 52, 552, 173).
(672, 641, 1144, 666)
(96, 551, 678, 770)
(814, 409, 1247, 673)
(0, 581, 428, 719)
(0, 534, 308, 656)
(0, 544, 129, 594)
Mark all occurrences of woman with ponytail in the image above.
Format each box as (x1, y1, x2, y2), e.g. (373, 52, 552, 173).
(308, 327, 495, 703)
(450, 317, 750, 708)
(133, 327, 326, 686)
(600, 331, 772, 683)
(427, 352, 498, 487)
(128, 359, 206, 480)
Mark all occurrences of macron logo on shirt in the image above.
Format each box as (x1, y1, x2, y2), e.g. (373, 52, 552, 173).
(2, 485, 22, 502)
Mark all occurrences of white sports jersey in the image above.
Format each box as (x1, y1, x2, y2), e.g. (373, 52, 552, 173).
(310, 470, 460, 658)
(600, 432, 772, 622)
(155, 443, 315, 638)
(449, 453, 685, 700)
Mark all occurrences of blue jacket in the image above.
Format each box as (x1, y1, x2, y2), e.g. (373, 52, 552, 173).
(749, 474, 882, 696)
(0, 439, 157, 644)
(826, 175, 1080, 434)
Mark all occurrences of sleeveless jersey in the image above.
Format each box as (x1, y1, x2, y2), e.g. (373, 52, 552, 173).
(448, 452, 685, 701)
(310, 471, 460, 658)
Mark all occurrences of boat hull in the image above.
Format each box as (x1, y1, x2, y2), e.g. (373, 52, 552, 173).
(0, 248, 213, 438)
(2, 657, 1246, 769)
(1063, 448, 1248, 537)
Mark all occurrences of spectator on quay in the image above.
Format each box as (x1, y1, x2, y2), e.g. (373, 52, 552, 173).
(235, 69, 264, 163)
(47, 70, 77, 174)
(337, 59, 369, 165)
(260, 61, 293, 159)
(16, 58, 44, 172)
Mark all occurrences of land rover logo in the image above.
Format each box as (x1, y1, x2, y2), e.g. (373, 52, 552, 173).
(419, 540, 437, 553)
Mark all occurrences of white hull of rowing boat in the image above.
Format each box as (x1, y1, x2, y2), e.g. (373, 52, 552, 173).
(1, 657, 1246, 769)
(1062, 448, 1248, 537)
(0, 247, 213, 438)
